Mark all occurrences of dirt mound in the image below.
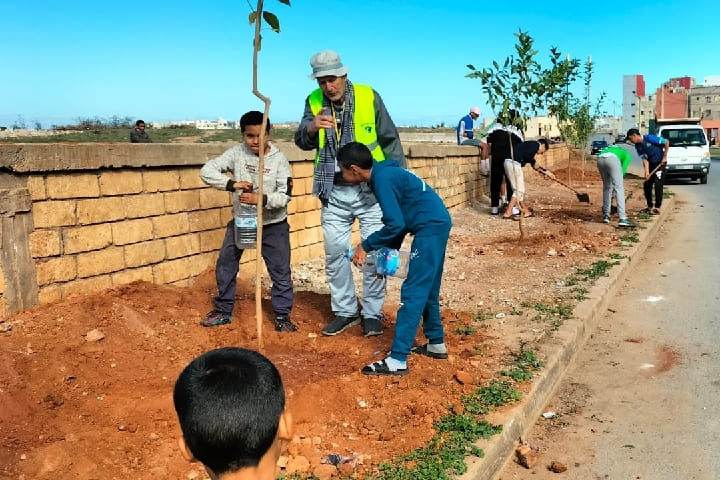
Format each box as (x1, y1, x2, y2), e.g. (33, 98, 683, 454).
(0, 160, 651, 479)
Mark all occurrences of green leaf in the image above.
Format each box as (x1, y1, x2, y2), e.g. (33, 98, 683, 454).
(248, 11, 258, 25)
(263, 11, 280, 33)
(467, 64, 476, 70)
(277, 0, 291, 5)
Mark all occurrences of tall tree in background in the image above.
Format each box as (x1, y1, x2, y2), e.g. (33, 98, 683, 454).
(248, 0, 290, 349)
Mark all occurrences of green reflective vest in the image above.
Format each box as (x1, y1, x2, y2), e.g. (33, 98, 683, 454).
(308, 84, 384, 164)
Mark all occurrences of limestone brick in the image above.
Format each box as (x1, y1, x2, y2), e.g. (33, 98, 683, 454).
(287, 213, 304, 232)
(188, 209, 223, 232)
(199, 188, 231, 209)
(309, 242, 325, 259)
(76, 247, 125, 278)
(63, 224, 113, 254)
(291, 162, 315, 178)
(111, 267, 153, 286)
(99, 170, 143, 196)
(29, 229, 62, 258)
(77, 197, 126, 225)
(111, 218, 154, 246)
(286, 199, 297, 215)
(289, 231, 300, 250)
(124, 193, 165, 218)
(32, 200, 76, 228)
(200, 229, 225, 252)
(26, 176, 46, 200)
(152, 212, 190, 238)
(0, 265, 5, 294)
(188, 252, 216, 276)
(164, 190, 200, 213)
(298, 226, 322, 247)
(38, 285, 62, 304)
(152, 257, 192, 284)
(46, 173, 99, 199)
(143, 169, 180, 192)
(304, 209, 321, 228)
(62, 275, 113, 298)
(124, 240, 166, 268)
(165, 234, 201, 259)
(179, 168, 206, 189)
(35, 256, 77, 285)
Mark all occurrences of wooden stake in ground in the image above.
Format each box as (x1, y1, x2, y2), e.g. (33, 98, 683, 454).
(251, 0, 269, 350)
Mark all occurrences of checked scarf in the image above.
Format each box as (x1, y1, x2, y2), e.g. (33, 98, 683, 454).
(313, 79, 356, 203)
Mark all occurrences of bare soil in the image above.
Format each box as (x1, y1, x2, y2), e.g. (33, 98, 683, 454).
(0, 158, 651, 480)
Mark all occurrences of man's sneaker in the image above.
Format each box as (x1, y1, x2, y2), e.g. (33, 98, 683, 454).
(511, 206, 521, 216)
(602, 215, 610, 224)
(362, 316, 383, 337)
(201, 309, 232, 327)
(321, 314, 360, 336)
(618, 218, 636, 228)
(275, 314, 298, 332)
(490, 206, 499, 215)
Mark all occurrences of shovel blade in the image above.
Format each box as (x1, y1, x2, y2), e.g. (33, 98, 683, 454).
(576, 192, 590, 203)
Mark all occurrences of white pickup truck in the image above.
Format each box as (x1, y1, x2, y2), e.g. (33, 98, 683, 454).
(656, 118, 711, 184)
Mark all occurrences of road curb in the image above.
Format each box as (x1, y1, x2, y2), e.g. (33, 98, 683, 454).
(461, 195, 675, 480)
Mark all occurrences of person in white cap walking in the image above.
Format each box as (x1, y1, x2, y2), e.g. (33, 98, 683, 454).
(294, 50, 406, 338)
(457, 106, 481, 145)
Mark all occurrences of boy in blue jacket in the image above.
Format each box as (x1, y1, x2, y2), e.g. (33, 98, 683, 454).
(626, 128, 669, 214)
(338, 142, 453, 376)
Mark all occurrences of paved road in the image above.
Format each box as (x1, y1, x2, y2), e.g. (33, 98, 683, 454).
(499, 158, 720, 479)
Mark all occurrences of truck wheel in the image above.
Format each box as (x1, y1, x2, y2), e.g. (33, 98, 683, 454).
(700, 174, 708, 184)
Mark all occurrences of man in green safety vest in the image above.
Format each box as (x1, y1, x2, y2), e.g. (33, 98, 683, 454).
(294, 50, 406, 338)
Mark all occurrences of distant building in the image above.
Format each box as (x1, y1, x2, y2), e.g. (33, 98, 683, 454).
(622, 74, 645, 133)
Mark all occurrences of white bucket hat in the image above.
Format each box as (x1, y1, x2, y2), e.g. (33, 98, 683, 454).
(308, 50, 349, 79)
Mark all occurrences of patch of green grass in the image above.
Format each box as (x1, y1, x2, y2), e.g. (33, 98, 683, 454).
(619, 232, 639, 243)
(635, 211, 653, 221)
(372, 415, 501, 479)
(663, 191, 675, 198)
(501, 348, 544, 382)
(453, 325, 477, 336)
(473, 309, 495, 322)
(572, 287, 588, 301)
(575, 259, 619, 281)
(461, 379, 521, 415)
(607, 252, 627, 260)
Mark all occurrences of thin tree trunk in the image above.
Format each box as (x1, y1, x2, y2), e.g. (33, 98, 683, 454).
(251, 0, 268, 350)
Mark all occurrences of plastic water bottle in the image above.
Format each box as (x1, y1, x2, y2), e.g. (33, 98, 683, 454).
(376, 248, 410, 278)
(233, 192, 257, 249)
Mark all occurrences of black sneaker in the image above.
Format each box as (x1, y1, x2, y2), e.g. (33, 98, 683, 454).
(275, 314, 298, 332)
(201, 309, 232, 327)
(321, 314, 360, 336)
(362, 316, 383, 337)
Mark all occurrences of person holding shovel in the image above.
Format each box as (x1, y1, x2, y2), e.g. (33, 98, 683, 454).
(625, 128, 669, 215)
(502, 138, 553, 219)
(596, 145, 636, 227)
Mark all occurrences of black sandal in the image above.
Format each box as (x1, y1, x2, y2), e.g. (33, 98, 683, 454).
(361, 359, 408, 376)
(410, 343, 449, 359)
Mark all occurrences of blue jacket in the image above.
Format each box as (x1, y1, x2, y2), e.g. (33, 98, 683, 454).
(362, 159, 452, 252)
(634, 134, 666, 165)
(457, 114, 474, 144)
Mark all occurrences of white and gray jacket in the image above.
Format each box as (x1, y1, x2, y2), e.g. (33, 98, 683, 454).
(200, 143, 292, 225)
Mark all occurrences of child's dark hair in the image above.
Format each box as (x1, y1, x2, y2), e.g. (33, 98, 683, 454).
(240, 110, 271, 133)
(337, 141, 373, 170)
(173, 347, 285, 476)
(135, 119, 145, 126)
(538, 138, 550, 150)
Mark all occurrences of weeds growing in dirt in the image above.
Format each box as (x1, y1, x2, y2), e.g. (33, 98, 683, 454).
(607, 252, 627, 260)
(572, 287, 588, 300)
(619, 232, 640, 243)
(501, 348, 544, 382)
(454, 325, 477, 336)
(635, 211, 653, 221)
(575, 259, 619, 280)
(462, 379, 522, 415)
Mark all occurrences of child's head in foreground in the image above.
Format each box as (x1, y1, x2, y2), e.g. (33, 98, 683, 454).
(173, 347, 292, 480)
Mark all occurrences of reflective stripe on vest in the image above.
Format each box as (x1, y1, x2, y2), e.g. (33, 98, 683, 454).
(308, 84, 384, 164)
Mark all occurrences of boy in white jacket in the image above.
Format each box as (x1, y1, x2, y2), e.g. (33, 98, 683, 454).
(200, 111, 296, 332)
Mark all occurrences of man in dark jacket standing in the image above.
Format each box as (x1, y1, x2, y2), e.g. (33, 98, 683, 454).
(130, 120, 152, 143)
(338, 142, 452, 376)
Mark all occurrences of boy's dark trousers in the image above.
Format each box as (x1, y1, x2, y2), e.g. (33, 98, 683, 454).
(643, 164, 666, 208)
(490, 156, 513, 207)
(213, 219, 293, 316)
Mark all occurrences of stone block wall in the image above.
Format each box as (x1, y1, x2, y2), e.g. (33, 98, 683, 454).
(0, 141, 567, 316)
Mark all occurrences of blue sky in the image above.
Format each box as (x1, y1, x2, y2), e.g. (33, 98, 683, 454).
(2, 0, 719, 129)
